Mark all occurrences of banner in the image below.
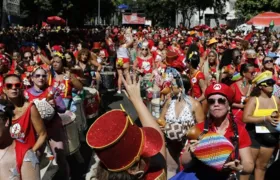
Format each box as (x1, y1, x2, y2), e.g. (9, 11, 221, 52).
(3, 0, 20, 16)
(122, 13, 145, 25)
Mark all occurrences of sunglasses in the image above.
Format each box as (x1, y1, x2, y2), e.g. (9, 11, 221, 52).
(207, 98, 227, 105)
(260, 79, 275, 87)
(142, 48, 148, 51)
(264, 60, 273, 64)
(24, 56, 31, 59)
(5, 83, 22, 89)
(258, 49, 263, 51)
(34, 74, 47, 78)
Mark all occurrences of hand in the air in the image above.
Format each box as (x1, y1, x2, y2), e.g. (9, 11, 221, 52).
(121, 74, 141, 102)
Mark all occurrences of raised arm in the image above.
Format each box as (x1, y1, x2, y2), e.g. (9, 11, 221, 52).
(122, 75, 166, 159)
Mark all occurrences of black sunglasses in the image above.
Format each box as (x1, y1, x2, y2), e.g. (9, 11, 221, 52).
(207, 98, 227, 105)
(34, 74, 47, 78)
(24, 56, 32, 59)
(260, 79, 275, 87)
(264, 60, 273, 64)
(142, 48, 148, 51)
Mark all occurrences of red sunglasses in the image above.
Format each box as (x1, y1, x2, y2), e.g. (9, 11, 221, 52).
(5, 83, 22, 89)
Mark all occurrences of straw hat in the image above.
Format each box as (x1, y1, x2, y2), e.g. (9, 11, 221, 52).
(207, 38, 218, 46)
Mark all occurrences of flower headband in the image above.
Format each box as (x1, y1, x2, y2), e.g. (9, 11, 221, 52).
(53, 52, 64, 59)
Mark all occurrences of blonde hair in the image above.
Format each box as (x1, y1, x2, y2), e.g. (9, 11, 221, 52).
(202, 50, 219, 84)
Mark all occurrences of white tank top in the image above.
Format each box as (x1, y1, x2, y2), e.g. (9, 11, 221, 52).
(117, 47, 129, 58)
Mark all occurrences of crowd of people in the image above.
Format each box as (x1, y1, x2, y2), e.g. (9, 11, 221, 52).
(0, 24, 280, 180)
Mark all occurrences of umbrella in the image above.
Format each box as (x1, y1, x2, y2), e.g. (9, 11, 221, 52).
(118, 4, 129, 9)
(47, 16, 66, 26)
(246, 12, 280, 26)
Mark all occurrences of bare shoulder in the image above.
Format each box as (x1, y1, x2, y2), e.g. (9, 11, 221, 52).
(189, 96, 200, 106)
(247, 96, 256, 105)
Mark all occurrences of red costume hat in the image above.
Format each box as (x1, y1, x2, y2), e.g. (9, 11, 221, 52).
(86, 110, 163, 172)
(92, 42, 101, 50)
(204, 83, 234, 103)
(165, 51, 178, 65)
(52, 45, 63, 53)
(171, 59, 185, 73)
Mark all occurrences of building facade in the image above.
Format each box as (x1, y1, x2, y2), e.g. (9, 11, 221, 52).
(176, 0, 238, 28)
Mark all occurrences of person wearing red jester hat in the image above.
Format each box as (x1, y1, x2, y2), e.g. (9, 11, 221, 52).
(178, 83, 253, 180)
(86, 74, 166, 180)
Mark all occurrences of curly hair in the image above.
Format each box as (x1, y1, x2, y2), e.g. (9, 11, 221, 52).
(77, 48, 91, 62)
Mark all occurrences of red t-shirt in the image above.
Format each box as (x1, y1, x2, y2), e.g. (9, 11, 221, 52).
(137, 57, 154, 74)
(196, 121, 251, 151)
(50, 77, 73, 99)
(191, 71, 205, 99)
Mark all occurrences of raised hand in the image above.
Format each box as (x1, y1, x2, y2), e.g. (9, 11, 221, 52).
(121, 74, 141, 102)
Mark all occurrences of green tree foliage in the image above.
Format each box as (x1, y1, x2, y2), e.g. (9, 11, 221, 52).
(235, 0, 280, 20)
(20, 0, 115, 26)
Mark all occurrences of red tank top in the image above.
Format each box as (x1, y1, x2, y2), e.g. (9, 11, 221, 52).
(49, 77, 72, 99)
(137, 57, 154, 74)
(10, 103, 36, 172)
(191, 71, 205, 98)
(231, 82, 245, 104)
